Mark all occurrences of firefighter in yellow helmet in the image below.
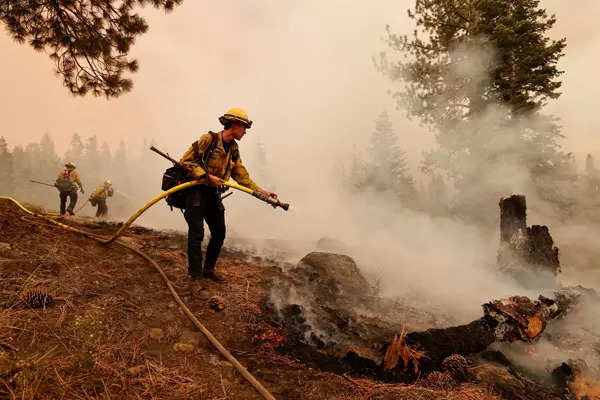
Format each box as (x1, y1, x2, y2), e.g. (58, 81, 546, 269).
(55, 162, 84, 215)
(179, 108, 278, 282)
(89, 180, 114, 217)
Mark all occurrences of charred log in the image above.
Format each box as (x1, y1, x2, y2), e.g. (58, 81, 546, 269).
(380, 295, 561, 380)
(380, 319, 495, 380)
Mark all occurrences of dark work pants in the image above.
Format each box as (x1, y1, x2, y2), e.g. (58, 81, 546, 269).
(95, 199, 108, 217)
(183, 189, 226, 277)
(59, 191, 78, 215)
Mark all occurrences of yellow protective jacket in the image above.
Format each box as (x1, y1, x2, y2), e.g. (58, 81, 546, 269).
(89, 186, 113, 201)
(179, 131, 260, 191)
(55, 170, 83, 192)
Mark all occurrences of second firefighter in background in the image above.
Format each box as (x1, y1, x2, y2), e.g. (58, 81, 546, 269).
(89, 180, 114, 217)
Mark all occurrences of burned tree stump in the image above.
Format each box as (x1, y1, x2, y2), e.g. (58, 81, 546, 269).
(499, 194, 527, 242)
(497, 194, 560, 286)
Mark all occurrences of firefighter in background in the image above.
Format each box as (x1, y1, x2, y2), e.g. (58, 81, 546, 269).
(55, 162, 84, 215)
(89, 180, 114, 217)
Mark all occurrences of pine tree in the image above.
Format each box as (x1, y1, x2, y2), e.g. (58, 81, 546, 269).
(64, 133, 85, 165)
(0, 137, 15, 195)
(99, 141, 113, 182)
(112, 140, 132, 195)
(83, 135, 101, 186)
(0, 1, 183, 97)
(355, 112, 416, 204)
(39, 133, 60, 181)
(382, 0, 569, 218)
(348, 154, 368, 192)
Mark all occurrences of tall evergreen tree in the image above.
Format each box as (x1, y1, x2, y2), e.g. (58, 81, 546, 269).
(100, 141, 113, 179)
(83, 135, 101, 185)
(64, 133, 85, 165)
(39, 133, 61, 180)
(112, 140, 132, 194)
(0, 0, 182, 97)
(0, 137, 15, 195)
(381, 0, 570, 218)
(352, 112, 416, 204)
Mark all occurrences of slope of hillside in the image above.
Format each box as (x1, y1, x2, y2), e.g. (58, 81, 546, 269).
(0, 199, 553, 399)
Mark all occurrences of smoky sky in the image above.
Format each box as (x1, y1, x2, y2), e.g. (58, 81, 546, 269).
(1, 1, 598, 170)
(0, 1, 422, 167)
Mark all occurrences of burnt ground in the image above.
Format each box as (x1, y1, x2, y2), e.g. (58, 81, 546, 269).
(0, 199, 554, 400)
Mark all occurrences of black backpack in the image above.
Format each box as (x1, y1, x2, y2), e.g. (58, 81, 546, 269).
(162, 133, 219, 210)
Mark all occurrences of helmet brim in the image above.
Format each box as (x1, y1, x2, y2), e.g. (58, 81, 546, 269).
(219, 115, 252, 129)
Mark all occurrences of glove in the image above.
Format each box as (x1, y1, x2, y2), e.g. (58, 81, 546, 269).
(80, 188, 85, 194)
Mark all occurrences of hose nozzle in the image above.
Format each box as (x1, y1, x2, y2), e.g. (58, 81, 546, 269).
(252, 191, 290, 211)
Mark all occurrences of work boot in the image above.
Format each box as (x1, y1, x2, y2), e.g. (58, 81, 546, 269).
(203, 270, 225, 283)
(67, 209, 75, 216)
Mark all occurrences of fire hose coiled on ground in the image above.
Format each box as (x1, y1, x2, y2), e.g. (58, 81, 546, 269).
(0, 180, 281, 400)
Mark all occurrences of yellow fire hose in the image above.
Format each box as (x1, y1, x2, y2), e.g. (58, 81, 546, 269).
(0, 180, 281, 400)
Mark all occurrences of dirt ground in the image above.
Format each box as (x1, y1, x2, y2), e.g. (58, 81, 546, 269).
(0, 199, 515, 399)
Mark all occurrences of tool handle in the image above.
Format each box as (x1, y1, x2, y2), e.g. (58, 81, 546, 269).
(150, 146, 181, 166)
(30, 180, 56, 188)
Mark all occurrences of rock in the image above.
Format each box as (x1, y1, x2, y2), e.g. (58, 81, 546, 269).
(290, 252, 371, 299)
(265, 251, 392, 359)
(0, 242, 11, 251)
(168, 301, 177, 308)
(127, 365, 145, 376)
(173, 343, 194, 353)
(209, 296, 226, 311)
(148, 328, 164, 341)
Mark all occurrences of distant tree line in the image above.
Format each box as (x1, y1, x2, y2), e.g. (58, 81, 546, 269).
(346, 110, 600, 222)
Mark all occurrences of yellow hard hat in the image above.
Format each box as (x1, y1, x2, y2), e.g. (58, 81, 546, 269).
(65, 162, 76, 169)
(219, 108, 252, 128)
(104, 180, 112, 186)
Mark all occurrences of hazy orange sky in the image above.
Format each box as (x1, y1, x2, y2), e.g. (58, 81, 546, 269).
(1, 0, 599, 171)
